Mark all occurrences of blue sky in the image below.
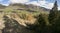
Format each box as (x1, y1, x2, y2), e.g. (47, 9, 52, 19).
(0, 0, 60, 10)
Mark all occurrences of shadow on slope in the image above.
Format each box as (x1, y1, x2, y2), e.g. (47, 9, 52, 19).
(2, 15, 36, 33)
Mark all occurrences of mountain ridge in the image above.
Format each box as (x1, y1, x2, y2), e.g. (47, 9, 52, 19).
(0, 4, 50, 12)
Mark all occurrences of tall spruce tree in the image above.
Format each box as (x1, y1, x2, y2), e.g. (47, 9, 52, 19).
(48, 1, 59, 24)
(48, 1, 60, 33)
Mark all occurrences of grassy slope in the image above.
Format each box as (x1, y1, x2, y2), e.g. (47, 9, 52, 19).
(0, 4, 50, 33)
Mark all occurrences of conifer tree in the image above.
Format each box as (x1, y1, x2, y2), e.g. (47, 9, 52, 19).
(48, 1, 60, 33)
(36, 14, 47, 33)
(48, 1, 59, 24)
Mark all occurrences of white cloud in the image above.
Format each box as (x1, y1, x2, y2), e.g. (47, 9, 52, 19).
(10, 0, 29, 4)
(58, 7, 60, 10)
(0, 0, 60, 10)
(0, 0, 10, 6)
(26, 0, 54, 9)
(26, 1, 40, 6)
(2, 3, 9, 6)
(40, 2, 54, 9)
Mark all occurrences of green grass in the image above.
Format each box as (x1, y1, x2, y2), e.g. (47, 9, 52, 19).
(2, 7, 49, 17)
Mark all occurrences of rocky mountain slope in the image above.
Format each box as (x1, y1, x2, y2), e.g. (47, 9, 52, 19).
(0, 4, 49, 33)
(0, 3, 50, 12)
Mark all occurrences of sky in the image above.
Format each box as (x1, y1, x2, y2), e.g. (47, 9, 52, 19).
(0, 0, 60, 10)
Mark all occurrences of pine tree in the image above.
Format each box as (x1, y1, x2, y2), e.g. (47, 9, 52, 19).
(48, 1, 59, 24)
(36, 14, 48, 33)
(48, 1, 60, 33)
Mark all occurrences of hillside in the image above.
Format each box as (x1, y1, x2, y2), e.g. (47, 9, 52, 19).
(0, 3, 49, 33)
(0, 3, 50, 12)
(0, 1, 59, 33)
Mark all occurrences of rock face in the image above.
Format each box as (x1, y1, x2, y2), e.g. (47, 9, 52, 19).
(2, 15, 36, 33)
(0, 13, 36, 33)
(0, 13, 5, 33)
(6, 13, 36, 26)
(0, 3, 50, 33)
(0, 13, 5, 29)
